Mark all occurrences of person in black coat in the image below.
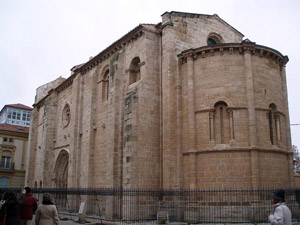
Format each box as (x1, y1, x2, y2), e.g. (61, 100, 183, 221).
(0, 190, 25, 225)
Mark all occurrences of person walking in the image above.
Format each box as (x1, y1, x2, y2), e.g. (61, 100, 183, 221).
(0, 190, 25, 225)
(20, 187, 38, 225)
(268, 189, 292, 225)
(35, 193, 59, 225)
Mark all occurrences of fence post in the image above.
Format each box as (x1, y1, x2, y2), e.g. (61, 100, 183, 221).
(78, 201, 86, 224)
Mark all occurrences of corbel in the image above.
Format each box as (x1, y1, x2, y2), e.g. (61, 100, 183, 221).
(219, 48, 224, 55)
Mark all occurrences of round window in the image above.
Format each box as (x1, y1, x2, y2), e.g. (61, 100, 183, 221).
(62, 104, 71, 127)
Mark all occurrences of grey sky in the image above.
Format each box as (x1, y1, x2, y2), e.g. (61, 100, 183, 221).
(0, 0, 299, 148)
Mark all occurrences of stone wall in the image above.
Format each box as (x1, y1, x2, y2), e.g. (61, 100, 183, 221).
(25, 11, 293, 191)
(178, 41, 292, 189)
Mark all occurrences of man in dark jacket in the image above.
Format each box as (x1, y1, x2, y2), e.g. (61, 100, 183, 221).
(20, 187, 38, 225)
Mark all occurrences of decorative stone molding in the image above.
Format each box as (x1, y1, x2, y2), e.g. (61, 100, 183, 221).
(62, 104, 71, 128)
(79, 27, 145, 75)
(182, 147, 293, 156)
(177, 42, 289, 67)
(56, 75, 74, 93)
(138, 61, 145, 67)
(256, 107, 285, 117)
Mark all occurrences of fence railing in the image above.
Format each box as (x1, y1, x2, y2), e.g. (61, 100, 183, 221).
(5, 188, 300, 224)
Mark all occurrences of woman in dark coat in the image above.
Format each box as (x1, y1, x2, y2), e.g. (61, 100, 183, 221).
(0, 191, 25, 225)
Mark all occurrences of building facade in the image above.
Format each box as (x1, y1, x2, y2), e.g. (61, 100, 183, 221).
(0, 123, 29, 188)
(0, 104, 32, 127)
(25, 11, 293, 190)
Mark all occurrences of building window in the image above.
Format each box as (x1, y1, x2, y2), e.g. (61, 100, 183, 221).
(7, 111, 12, 119)
(0, 178, 9, 188)
(207, 32, 223, 46)
(62, 104, 71, 128)
(12, 112, 16, 119)
(1, 151, 12, 169)
(102, 69, 110, 101)
(207, 38, 217, 45)
(9, 138, 13, 143)
(268, 103, 281, 145)
(3, 137, 7, 142)
(129, 57, 141, 85)
(22, 111, 31, 122)
(211, 101, 232, 144)
(16, 112, 21, 120)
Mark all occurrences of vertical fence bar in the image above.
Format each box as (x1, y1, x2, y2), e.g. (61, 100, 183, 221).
(24, 187, 300, 224)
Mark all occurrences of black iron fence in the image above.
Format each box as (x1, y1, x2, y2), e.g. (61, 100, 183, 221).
(5, 188, 300, 224)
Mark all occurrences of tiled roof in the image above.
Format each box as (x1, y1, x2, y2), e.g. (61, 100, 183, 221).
(5, 104, 33, 110)
(0, 123, 29, 134)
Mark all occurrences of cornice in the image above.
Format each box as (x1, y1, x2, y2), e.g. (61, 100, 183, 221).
(55, 74, 75, 94)
(0, 130, 28, 138)
(195, 107, 248, 114)
(77, 25, 145, 75)
(161, 11, 244, 37)
(255, 107, 285, 116)
(178, 42, 289, 67)
(33, 75, 75, 110)
(182, 147, 292, 155)
(34, 97, 46, 110)
(0, 144, 17, 150)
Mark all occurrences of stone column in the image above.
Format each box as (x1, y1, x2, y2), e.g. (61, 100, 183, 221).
(24, 108, 39, 186)
(209, 111, 215, 142)
(287, 153, 295, 187)
(280, 61, 294, 187)
(228, 110, 234, 141)
(243, 45, 259, 189)
(187, 54, 197, 189)
(275, 114, 281, 142)
(280, 64, 292, 149)
(244, 49, 257, 147)
(161, 20, 178, 189)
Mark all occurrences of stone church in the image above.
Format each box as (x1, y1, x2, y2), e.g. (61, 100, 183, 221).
(25, 11, 294, 190)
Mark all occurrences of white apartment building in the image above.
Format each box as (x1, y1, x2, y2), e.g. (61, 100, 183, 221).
(0, 104, 32, 127)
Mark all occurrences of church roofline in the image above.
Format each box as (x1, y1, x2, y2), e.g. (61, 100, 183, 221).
(33, 25, 155, 109)
(177, 42, 289, 66)
(74, 24, 149, 74)
(161, 11, 244, 38)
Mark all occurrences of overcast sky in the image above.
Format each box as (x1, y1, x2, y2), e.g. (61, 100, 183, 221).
(0, 0, 299, 148)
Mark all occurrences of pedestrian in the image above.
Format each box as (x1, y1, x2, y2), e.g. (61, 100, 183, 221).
(35, 193, 59, 225)
(268, 189, 292, 225)
(20, 187, 38, 225)
(0, 190, 25, 225)
(0, 189, 5, 210)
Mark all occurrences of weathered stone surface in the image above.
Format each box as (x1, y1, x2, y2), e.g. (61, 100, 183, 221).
(25, 11, 293, 190)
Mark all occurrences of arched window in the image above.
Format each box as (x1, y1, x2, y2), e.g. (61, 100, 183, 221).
(210, 101, 233, 144)
(268, 103, 281, 145)
(1, 151, 11, 169)
(207, 33, 223, 46)
(102, 69, 110, 101)
(207, 38, 217, 46)
(0, 177, 9, 188)
(129, 57, 141, 85)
